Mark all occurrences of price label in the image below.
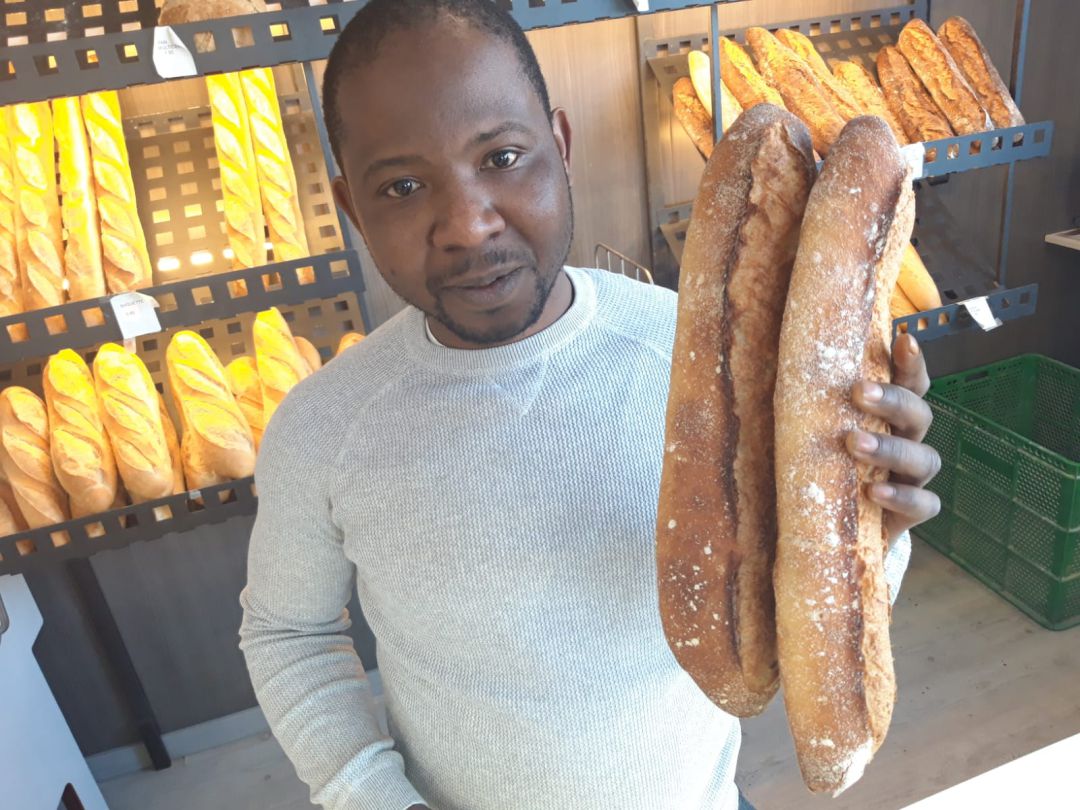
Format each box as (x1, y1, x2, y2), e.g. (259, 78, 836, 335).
(630, 0, 650, 9)
(152, 26, 197, 79)
(961, 296, 1002, 332)
(900, 142, 926, 181)
(110, 292, 162, 340)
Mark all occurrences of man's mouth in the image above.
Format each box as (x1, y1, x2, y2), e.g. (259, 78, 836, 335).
(442, 266, 525, 307)
(447, 266, 522, 289)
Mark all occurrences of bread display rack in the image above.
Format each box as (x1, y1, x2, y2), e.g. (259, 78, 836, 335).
(639, 0, 1053, 342)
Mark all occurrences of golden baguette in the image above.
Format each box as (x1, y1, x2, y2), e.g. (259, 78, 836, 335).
(167, 331, 256, 484)
(336, 332, 365, 356)
(294, 335, 322, 374)
(890, 284, 920, 321)
(225, 356, 264, 451)
(254, 307, 311, 424)
(877, 46, 955, 146)
(53, 98, 106, 302)
(158, 392, 185, 495)
(81, 91, 153, 292)
(43, 349, 119, 517)
(718, 37, 787, 112)
(938, 17, 1024, 129)
(207, 73, 266, 272)
(8, 103, 65, 312)
(831, 61, 909, 145)
(686, 50, 744, 131)
(897, 244, 942, 312)
(673, 77, 716, 160)
(239, 69, 310, 269)
(0, 387, 70, 530)
(93, 343, 173, 502)
(774, 29, 863, 122)
(0, 473, 28, 535)
(0, 109, 24, 320)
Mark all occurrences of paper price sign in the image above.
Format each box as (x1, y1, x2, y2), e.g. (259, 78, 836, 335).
(960, 296, 1002, 332)
(153, 26, 198, 79)
(110, 292, 162, 340)
(900, 142, 926, 181)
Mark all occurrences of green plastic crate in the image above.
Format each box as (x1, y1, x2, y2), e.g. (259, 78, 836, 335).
(916, 354, 1080, 630)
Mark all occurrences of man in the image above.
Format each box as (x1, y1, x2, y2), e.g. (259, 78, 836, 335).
(239, 2, 941, 809)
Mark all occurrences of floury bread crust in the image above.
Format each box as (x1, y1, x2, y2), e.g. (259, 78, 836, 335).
(773, 116, 915, 795)
(657, 104, 816, 718)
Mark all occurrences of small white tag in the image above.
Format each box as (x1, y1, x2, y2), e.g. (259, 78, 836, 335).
(961, 296, 1002, 331)
(110, 292, 162, 339)
(152, 27, 197, 79)
(900, 142, 926, 180)
(631, 0, 650, 9)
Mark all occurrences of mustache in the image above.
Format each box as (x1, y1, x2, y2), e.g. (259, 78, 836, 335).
(438, 248, 537, 284)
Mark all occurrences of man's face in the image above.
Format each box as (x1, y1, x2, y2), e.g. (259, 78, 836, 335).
(331, 20, 574, 347)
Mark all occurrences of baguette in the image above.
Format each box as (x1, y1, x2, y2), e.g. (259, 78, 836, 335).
(225, 356, 264, 451)
(657, 104, 817, 718)
(673, 77, 716, 160)
(207, 73, 267, 272)
(93, 343, 173, 502)
(774, 116, 915, 795)
(43, 349, 119, 517)
(53, 98, 106, 302)
(8, 103, 65, 312)
(718, 37, 787, 112)
(774, 29, 864, 122)
(831, 61, 909, 145)
(0, 474, 28, 536)
(294, 335, 322, 374)
(254, 307, 312, 424)
(0, 387, 70, 529)
(336, 332, 365, 356)
(898, 19, 990, 135)
(686, 50, 744, 131)
(82, 91, 153, 292)
(897, 243, 942, 312)
(239, 68, 310, 271)
(158, 392, 185, 495)
(938, 17, 1024, 129)
(890, 284, 919, 321)
(167, 331, 256, 485)
(0, 108, 24, 320)
(746, 28, 845, 156)
(877, 46, 955, 145)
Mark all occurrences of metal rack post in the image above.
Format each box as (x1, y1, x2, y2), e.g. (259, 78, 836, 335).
(996, 0, 1033, 287)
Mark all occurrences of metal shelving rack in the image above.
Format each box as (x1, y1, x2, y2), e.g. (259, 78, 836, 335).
(638, 0, 1053, 343)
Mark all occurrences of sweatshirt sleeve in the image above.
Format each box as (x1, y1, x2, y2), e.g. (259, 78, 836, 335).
(885, 530, 912, 607)
(239, 398, 426, 810)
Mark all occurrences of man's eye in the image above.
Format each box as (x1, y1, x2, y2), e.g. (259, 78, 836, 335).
(484, 149, 521, 170)
(384, 178, 422, 199)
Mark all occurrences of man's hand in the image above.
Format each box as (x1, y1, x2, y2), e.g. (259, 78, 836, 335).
(847, 333, 942, 542)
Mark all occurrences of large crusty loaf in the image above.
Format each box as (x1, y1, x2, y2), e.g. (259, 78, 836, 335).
(0, 387, 70, 529)
(832, 61, 909, 145)
(81, 92, 153, 292)
(686, 50, 744, 132)
(43, 349, 119, 517)
(225, 356, 264, 451)
(207, 73, 267, 272)
(254, 307, 312, 424)
(93, 343, 173, 502)
(673, 77, 716, 160)
(8, 103, 65, 312)
(52, 98, 106, 302)
(158, 393, 185, 495)
(938, 17, 1024, 129)
(657, 104, 817, 718)
(159, 0, 267, 50)
(898, 19, 990, 135)
(239, 68, 310, 269)
(774, 116, 914, 796)
(746, 28, 845, 156)
(718, 37, 786, 112)
(877, 46, 954, 145)
(774, 29, 863, 122)
(0, 109, 24, 321)
(167, 331, 256, 486)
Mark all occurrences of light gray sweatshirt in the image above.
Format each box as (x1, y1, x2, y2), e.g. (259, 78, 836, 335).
(239, 265, 911, 810)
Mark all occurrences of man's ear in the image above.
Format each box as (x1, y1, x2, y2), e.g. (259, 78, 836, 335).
(331, 176, 363, 234)
(550, 107, 572, 182)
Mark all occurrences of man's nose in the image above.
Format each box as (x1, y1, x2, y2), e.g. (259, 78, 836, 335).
(430, 179, 505, 251)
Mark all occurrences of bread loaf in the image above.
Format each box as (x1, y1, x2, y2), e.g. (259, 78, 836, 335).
(159, 0, 267, 50)
(93, 343, 173, 502)
(897, 243, 942, 312)
(831, 61, 909, 145)
(717, 37, 786, 113)
(53, 98, 106, 302)
(686, 50, 744, 132)
(225, 356, 264, 451)
(158, 393, 185, 495)
(0, 474, 28, 535)
(0, 108, 24, 321)
(207, 74, 267, 272)
(8, 103, 65, 312)
(294, 336, 322, 374)
(43, 349, 119, 517)
(0, 387, 70, 529)
(239, 68, 310, 271)
(938, 17, 1024, 129)
(898, 19, 990, 135)
(746, 28, 845, 156)
(82, 92, 153, 292)
(336, 332, 365, 356)
(774, 116, 914, 795)
(254, 307, 311, 424)
(890, 284, 919, 321)
(673, 78, 716, 160)
(774, 29, 863, 122)
(877, 46, 954, 145)
(657, 104, 817, 718)
(167, 331, 255, 484)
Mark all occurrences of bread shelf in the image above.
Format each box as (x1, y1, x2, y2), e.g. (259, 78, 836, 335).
(1045, 229, 1080, 251)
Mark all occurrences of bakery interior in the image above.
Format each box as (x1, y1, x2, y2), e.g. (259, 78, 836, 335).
(1, 0, 1078, 808)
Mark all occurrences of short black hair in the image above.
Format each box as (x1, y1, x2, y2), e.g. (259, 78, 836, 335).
(322, 0, 552, 172)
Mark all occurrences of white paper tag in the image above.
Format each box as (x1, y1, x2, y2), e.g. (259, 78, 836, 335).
(110, 292, 162, 340)
(961, 296, 1002, 331)
(630, 0, 650, 9)
(900, 142, 926, 180)
(152, 27, 197, 79)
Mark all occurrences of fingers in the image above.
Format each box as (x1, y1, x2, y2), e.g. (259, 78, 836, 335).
(891, 333, 930, 397)
(852, 380, 934, 441)
(867, 481, 942, 540)
(847, 430, 942, 485)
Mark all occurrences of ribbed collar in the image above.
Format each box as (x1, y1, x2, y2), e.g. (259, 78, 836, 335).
(401, 266, 597, 376)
